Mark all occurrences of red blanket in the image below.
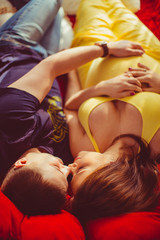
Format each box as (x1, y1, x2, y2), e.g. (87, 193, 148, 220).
(136, 0, 160, 40)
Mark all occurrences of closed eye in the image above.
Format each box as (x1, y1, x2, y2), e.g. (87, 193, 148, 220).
(76, 165, 87, 174)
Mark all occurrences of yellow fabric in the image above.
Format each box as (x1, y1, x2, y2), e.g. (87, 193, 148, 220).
(74, 0, 160, 151)
(72, 0, 160, 88)
(78, 92, 160, 152)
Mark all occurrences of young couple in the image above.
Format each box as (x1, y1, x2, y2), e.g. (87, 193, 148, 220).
(1, 0, 160, 221)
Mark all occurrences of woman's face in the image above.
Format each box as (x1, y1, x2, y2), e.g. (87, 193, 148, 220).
(69, 151, 116, 194)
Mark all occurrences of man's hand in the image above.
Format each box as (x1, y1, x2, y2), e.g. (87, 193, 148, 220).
(108, 40, 144, 57)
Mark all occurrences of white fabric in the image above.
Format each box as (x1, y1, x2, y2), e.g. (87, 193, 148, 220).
(62, 0, 81, 15)
(121, 0, 140, 13)
(59, 8, 74, 50)
(62, 0, 140, 14)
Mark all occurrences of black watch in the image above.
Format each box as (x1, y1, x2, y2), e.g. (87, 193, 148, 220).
(95, 41, 109, 57)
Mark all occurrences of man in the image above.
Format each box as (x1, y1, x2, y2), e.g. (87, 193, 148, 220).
(0, 0, 73, 216)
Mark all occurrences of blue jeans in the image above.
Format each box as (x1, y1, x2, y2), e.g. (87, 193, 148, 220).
(0, 0, 62, 57)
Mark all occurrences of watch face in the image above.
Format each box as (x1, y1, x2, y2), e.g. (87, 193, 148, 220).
(96, 41, 107, 46)
(101, 41, 107, 46)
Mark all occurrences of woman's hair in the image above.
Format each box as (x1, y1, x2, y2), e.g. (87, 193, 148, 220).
(71, 134, 160, 222)
(1, 166, 66, 216)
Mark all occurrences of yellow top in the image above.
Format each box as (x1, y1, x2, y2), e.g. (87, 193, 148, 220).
(73, 0, 160, 152)
(72, 0, 160, 89)
(78, 92, 160, 152)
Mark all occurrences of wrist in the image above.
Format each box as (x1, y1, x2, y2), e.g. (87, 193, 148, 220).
(107, 42, 119, 56)
(95, 41, 109, 57)
(95, 81, 109, 96)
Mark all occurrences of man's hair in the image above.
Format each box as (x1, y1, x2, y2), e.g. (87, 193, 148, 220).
(71, 134, 160, 222)
(1, 166, 66, 216)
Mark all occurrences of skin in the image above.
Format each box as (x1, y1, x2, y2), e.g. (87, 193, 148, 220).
(127, 63, 160, 93)
(6, 40, 145, 186)
(65, 60, 160, 157)
(15, 148, 71, 192)
(69, 151, 117, 194)
(8, 40, 144, 103)
(64, 61, 160, 194)
(69, 138, 137, 194)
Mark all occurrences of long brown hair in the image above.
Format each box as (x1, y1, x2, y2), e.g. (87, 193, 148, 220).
(71, 134, 160, 222)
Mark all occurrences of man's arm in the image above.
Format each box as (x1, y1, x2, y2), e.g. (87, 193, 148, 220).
(8, 45, 104, 103)
(8, 40, 144, 103)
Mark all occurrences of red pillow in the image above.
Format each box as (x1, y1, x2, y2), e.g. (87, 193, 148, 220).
(86, 211, 160, 240)
(0, 190, 85, 240)
(0, 190, 23, 239)
(20, 211, 85, 240)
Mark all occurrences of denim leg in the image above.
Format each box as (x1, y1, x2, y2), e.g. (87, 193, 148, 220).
(0, 0, 62, 57)
(39, 7, 63, 55)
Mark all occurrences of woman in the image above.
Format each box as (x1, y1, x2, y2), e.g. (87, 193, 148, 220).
(65, 67, 160, 221)
(64, 0, 160, 221)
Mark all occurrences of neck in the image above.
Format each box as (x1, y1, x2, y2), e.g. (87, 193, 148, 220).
(104, 135, 139, 158)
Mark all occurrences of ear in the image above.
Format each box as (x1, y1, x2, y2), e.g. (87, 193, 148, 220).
(14, 158, 27, 169)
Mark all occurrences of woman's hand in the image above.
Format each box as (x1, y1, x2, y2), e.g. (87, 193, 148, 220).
(108, 40, 144, 57)
(97, 73, 142, 98)
(127, 63, 160, 93)
(65, 73, 142, 110)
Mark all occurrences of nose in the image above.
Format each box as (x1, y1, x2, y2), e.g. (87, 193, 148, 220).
(68, 163, 78, 174)
(56, 157, 64, 164)
(60, 165, 71, 177)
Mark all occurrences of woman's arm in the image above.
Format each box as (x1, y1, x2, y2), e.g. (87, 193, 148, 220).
(8, 41, 144, 103)
(65, 70, 81, 103)
(64, 109, 95, 157)
(65, 73, 142, 110)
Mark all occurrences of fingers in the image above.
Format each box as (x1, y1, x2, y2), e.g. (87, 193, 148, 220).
(128, 78, 142, 87)
(142, 87, 155, 92)
(128, 63, 150, 72)
(127, 71, 146, 77)
(124, 72, 133, 77)
(118, 91, 135, 98)
(136, 76, 150, 83)
(127, 49, 144, 56)
(124, 73, 142, 89)
(124, 73, 142, 85)
(126, 82, 142, 92)
(137, 62, 150, 70)
(121, 76, 142, 92)
(128, 67, 147, 73)
(118, 89, 140, 98)
(131, 43, 144, 52)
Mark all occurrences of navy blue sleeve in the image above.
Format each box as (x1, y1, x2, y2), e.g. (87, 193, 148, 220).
(0, 87, 39, 139)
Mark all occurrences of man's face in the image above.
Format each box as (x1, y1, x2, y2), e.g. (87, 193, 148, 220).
(15, 151, 71, 192)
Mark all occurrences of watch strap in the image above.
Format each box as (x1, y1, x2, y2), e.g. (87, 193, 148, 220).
(95, 41, 109, 57)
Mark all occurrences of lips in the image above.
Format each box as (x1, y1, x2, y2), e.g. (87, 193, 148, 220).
(64, 166, 72, 176)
